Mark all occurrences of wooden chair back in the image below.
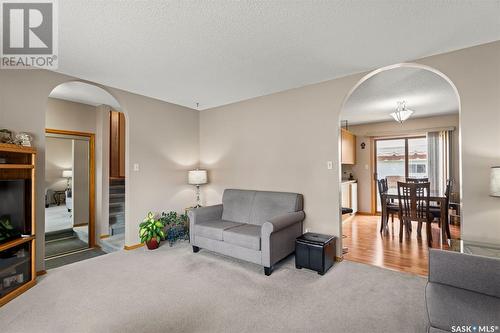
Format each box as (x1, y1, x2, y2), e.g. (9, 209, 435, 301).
(397, 181, 432, 223)
(377, 178, 388, 201)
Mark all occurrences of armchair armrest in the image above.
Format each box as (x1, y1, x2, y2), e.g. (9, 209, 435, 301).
(188, 204, 223, 225)
(429, 248, 500, 298)
(262, 211, 305, 235)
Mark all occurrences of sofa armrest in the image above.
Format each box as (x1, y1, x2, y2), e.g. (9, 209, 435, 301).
(188, 204, 223, 225)
(261, 211, 305, 235)
(261, 211, 305, 267)
(429, 248, 500, 298)
(188, 204, 223, 245)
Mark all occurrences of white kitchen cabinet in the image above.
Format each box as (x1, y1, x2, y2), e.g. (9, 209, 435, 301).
(341, 181, 358, 214)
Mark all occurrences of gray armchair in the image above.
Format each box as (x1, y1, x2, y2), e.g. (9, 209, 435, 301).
(426, 248, 500, 333)
(188, 189, 305, 275)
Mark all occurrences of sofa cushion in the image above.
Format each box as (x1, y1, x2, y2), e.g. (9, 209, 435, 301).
(426, 282, 500, 332)
(221, 189, 256, 224)
(195, 220, 244, 241)
(249, 191, 303, 225)
(223, 224, 261, 251)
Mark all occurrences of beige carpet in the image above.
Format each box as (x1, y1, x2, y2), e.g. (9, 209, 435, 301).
(0, 242, 428, 333)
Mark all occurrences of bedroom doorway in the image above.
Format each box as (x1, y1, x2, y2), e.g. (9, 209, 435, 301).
(44, 129, 96, 268)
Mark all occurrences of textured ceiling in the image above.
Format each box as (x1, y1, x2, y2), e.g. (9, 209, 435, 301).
(55, 1, 500, 110)
(342, 67, 459, 125)
(49, 81, 121, 109)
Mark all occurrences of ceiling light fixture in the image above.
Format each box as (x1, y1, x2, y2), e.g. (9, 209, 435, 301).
(390, 101, 414, 124)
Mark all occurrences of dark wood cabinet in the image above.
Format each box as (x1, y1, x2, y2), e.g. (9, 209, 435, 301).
(110, 111, 125, 178)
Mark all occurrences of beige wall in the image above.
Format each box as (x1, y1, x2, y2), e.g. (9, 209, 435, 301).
(200, 41, 500, 253)
(346, 114, 460, 214)
(46, 98, 97, 133)
(419, 42, 500, 244)
(199, 74, 363, 251)
(0, 70, 199, 271)
(95, 105, 111, 237)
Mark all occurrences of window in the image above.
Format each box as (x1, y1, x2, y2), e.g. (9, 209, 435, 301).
(375, 136, 428, 211)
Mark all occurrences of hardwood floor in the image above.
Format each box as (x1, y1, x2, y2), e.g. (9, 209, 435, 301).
(342, 214, 460, 276)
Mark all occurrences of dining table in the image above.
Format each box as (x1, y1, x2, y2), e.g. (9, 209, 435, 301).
(381, 188, 450, 242)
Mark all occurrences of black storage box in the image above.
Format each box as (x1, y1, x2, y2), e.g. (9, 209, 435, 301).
(295, 233, 336, 275)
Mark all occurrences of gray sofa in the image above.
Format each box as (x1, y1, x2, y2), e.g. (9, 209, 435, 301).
(188, 189, 305, 275)
(426, 248, 500, 333)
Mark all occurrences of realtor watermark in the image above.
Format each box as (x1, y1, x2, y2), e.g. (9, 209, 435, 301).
(451, 325, 499, 333)
(1, 0, 58, 69)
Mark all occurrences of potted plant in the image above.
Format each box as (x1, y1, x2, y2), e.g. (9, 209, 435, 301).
(139, 212, 165, 250)
(160, 211, 189, 246)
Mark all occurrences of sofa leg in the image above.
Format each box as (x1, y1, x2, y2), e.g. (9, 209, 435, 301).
(192, 246, 200, 253)
(264, 266, 273, 276)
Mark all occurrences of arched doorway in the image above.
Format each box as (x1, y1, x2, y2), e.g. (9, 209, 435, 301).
(44, 81, 127, 268)
(338, 63, 462, 275)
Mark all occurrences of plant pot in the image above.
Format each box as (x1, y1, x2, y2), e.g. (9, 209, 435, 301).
(146, 238, 160, 250)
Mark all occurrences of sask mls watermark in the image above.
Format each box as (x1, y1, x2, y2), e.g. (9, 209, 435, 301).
(1, 0, 58, 69)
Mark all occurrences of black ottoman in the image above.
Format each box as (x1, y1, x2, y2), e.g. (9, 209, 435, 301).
(295, 233, 336, 275)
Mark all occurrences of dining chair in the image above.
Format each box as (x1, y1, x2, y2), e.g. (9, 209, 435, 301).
(430, 179, 453, 239)
(406, 177, 429, 183)
(377, 179, 398, 232)
(397, 181, 435, 247)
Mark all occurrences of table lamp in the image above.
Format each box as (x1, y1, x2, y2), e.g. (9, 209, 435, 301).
(188, 169, 208, 207)
(62, 170, 73, 191)
(490, 166, 500, 197)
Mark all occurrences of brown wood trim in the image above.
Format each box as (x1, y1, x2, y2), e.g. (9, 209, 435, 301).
(73, 222, 88, 227)
(0, 279, 36, 307)
(356, 211, 374, 216)
(124, 243, 144, 251)
(45, 129, 96, 248)
(99, 234, 110, 239)
(31, 238, 36, 283)
(370, 138, 376, 214)
(0, 236, 35, 252)
(0, 143, 36, 154)
(36, 270, 47, 276)
(0, 164, 34, 169)
(46, 128, 93, 138)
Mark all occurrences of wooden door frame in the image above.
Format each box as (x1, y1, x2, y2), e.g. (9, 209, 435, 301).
(45, 128, 96, 248)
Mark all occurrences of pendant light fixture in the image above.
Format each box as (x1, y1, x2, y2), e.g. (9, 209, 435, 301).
(391, 101, 414, 124)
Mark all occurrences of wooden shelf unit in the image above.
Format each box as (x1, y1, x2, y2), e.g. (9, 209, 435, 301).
(0, 143, 36, 307)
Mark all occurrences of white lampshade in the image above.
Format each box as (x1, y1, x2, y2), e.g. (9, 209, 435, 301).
(188, 169, 207, 185)
(62, 170, 73, 178)
(490, 167, 500, 197)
